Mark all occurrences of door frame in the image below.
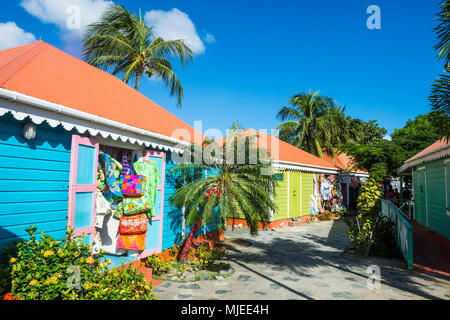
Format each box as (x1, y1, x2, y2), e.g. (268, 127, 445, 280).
(417, 166, 428, 227)
(140, 149, 165, 258)
(67, 135, 99, 243)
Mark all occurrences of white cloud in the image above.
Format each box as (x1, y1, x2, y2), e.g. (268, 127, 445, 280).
(383, 135, 392, 141)
(21, 0, 113, 34)
(20, 0, 113, 55)
(20, 2, 211, 56)
(0, 22, 37, 50)
(144, 8, 206, 55)
(205, 33, 216, 43)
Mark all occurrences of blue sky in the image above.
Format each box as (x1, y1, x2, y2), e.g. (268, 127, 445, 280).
(0, 0, 444, 137)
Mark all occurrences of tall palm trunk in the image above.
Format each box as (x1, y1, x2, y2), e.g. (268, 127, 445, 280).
(178, 216, 202, 262)
(135, 73, 141, 90)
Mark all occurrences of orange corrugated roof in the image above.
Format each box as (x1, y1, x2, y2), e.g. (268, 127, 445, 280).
(322, 151, 368, 174)
(407, 137, 449, 162)
(216, 129, 338, 169)
(0, 41, 203, 144)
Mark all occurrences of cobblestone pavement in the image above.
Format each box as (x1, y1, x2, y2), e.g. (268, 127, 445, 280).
(155, 220, 450, 300)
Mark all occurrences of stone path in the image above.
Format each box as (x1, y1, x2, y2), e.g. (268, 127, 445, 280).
(154, 219, 450, 300)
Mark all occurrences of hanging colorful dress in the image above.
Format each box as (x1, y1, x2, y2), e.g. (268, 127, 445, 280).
(114, 159, 160, 219)
(116, 159, 160, 251)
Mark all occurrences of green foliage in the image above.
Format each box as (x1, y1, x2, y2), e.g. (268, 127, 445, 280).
(340, 141, 403, 180)
(1, 226, 156, 300)
(391, 113, 443, 159)
(169, 133, 277, 236)
(357, 180, 382, 214)
(145, 244, 226, 276)
(342, 113, 444, 178)
(348, 119, 387, 145)
(146, 253, 173, 274)
(346, 180, 387, 256)
(82, 4, 193, 106)
(276, 90, 352, 158)
(429, 0, 450, 137)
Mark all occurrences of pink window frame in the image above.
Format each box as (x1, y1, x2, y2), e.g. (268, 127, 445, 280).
(140, 149, 165, 258)
(67, 135, 99, 243)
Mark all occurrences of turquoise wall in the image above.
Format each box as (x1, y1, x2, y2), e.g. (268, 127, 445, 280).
(0, 114, 217, 254)
(0, 115, 72, 249)
(413, 157, 450, 240)
(162, 157, 217, 250)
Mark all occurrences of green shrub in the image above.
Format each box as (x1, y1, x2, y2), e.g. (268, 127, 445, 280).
(346, 179, 385, 256)
(0, 226, 156, 300)
(146, 253, 173, 275)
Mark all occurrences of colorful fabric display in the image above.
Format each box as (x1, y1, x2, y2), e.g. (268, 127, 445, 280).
(120, 175, 147, 196)
(97, 162, 106, 191)
(115, 197, 150, 218)
(310, 195, 319, 216)
(320, 178, 333, 200)
(133, 160, 160, 218)
(120, 154, 132, 176)
(98, 151, 123, 200)
(119, 213, 148, 235)
(117, 233, 146, 251)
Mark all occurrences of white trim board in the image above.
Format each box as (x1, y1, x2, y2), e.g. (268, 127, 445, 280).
(0, 88, 189, 154)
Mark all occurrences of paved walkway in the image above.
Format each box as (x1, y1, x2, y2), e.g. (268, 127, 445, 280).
(155, 219, 450, 300)
(411, 220, 450, 277)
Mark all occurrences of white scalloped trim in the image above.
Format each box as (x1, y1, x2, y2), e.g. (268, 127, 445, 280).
(0, 101, 185, 154)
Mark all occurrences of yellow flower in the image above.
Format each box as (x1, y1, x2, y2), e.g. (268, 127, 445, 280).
(43, 250, 54, 258)
(86, 257, 95, 265)
(83, 283, 92, 290)
(9, 257, 16, 263)
(57, 248, 63, 255)
(29, 279, 38, 286)
(144, 285, 150, 291)
(45, 276, 58, 286)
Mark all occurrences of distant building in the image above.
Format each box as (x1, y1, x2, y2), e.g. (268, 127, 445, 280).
(397, 138, 450, 240)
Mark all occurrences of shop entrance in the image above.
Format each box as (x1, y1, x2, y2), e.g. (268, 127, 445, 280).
(68, 135, 165, 260)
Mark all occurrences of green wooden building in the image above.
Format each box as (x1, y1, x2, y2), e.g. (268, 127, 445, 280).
(397, 138, 450, 240)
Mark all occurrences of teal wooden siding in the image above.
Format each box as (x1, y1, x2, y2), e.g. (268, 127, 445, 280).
(0, 115, 72, 249)
(413, 158, 450, 240)
(162, 152, 183, 249)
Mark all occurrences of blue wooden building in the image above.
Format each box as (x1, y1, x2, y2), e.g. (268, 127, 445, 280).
(0, 41, 215, 267)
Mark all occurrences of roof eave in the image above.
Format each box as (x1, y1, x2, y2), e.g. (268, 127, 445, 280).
(0, 87, 191, 153)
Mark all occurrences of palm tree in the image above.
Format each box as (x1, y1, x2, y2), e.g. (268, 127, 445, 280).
(82, 4, 193, 107)
(276, 90, 349, 158)
(429, 0, 450, 137)
(168, 134, 276, 261)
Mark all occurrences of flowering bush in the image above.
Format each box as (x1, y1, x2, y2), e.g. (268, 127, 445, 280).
(0, 225, 156, 300)
(146, 244, 227, 276)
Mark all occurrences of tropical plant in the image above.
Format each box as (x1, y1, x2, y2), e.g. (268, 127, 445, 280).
(168, 133, 277, 261)
(82, 4, 193, 106)
(429, 0, 450, 137)
(276, 90, 350, 158)
(341, 112, 443, 179)
(1, 226, 155, 300)
(347, 119, 387, 145)
(346, 179, 386, 257)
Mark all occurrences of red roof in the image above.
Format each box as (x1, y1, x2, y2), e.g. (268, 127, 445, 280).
(322, 152, 368, 174)
(0, 41, 202, 144)
(216, 129, 338, 169)
(407, 137, 449, 162)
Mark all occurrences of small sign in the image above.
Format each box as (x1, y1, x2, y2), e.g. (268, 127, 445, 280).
(341, 173, 351, 184)
(273, 173, 284, 181)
